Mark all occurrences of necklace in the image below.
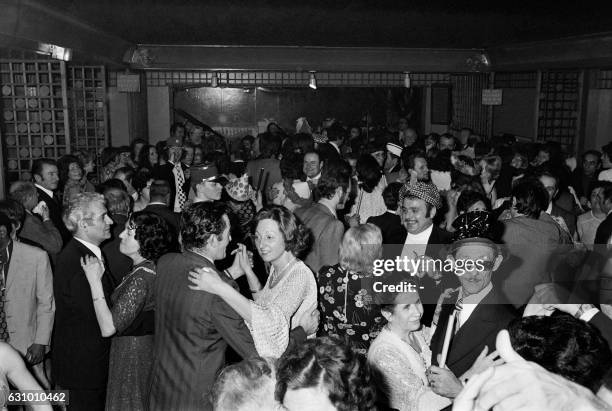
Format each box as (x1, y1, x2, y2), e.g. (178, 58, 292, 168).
(269, 255, 295, 288)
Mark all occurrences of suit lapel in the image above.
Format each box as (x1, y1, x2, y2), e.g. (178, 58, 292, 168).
(447, 290, 497, 367)
(5, 242, 23, 291)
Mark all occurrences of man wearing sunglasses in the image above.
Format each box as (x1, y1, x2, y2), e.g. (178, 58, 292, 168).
(426, 230, 517, 401)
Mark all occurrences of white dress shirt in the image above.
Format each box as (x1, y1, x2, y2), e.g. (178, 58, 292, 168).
(456, 282, 493, 329)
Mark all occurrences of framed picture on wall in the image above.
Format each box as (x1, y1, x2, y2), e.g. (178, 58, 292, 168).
(431, 84, 451, 125)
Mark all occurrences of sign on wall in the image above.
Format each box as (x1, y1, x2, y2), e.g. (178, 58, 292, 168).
(482, 89, 503, 105)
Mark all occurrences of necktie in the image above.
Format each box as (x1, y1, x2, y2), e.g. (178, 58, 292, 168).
(174, 163, 186, 212)
(0, 250, 9, 342)
(454, 297, 463, 335)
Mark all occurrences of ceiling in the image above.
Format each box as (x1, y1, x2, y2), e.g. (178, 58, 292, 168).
(37, 0, 612, 48)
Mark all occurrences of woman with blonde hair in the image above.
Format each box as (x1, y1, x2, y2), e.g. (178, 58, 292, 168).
(480, 155, 502, 206)
(318, 223, 384, 355)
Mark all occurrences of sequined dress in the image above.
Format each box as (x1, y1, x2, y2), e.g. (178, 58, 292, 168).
(368, 327, 451, 411)
(105, 260, 156, 411)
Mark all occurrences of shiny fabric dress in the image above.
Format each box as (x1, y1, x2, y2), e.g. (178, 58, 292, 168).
(105, 260, 156, 411)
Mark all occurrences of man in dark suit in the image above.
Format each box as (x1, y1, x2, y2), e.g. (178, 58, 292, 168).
(148, 202, 316, 410)
(317, 123, 345, 164)
(399, 182, 454, 326)
(152, 136, 190, 213)
(295, 160, 352, 275)
(595, 184, 612, 244)
(32, 158, 71, 244)
(367, 182, 407, 244)
(143, 179, 180, 250)
(427, 236, 516, 400)
(52, 192, 114, 411)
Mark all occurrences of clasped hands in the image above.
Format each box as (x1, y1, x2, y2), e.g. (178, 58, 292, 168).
(188, 243, 253, 294)
(427, 346, 503, 399)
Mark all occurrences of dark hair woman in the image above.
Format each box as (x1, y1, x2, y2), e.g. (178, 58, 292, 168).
(82, 211, 171, 410)
(348, 155, 386, 226)
(276, 336, 377, 411)
(187, 205, 317, 358)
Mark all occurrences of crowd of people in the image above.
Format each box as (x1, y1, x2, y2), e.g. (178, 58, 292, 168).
(1, 117, 612, 411)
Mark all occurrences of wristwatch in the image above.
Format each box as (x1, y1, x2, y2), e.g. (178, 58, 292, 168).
(574, 304, 595, 319)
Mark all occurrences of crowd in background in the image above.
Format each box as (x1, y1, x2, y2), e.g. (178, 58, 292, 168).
(1, 115, 612, 411)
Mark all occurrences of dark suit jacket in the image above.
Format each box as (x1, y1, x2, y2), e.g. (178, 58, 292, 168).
(594, 213, 612, 244)
(143, 203, 181, 251)
(151, 162, 190, 211)
(367, 211, 407, 244)
(36, 187, 71, 244)
(408, 225, 455, 326)
(52, 238, 112, 389)
(318, 142, 343, 163)
(295, 203, 345, 276)
(430, 288, 517, 377)
(551, 203, 577, 237)
(101, 214, 133, 287)
(147, 251, 258, 411)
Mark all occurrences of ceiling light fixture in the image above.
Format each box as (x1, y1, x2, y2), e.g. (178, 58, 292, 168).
(211, 73, 219, 88)
(308, 72, 317, 90)
(36, 42, 72, 61)
(404, 72, 411, 88)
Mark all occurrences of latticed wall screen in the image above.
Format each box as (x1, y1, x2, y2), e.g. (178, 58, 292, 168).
(537, 71, 582, 149)
(0, 60, 70, 182)
(68, 66, 108, 156)
(450, 73, 489, 136)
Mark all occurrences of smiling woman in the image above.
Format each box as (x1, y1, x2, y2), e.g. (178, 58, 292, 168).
(188, 205, 318, 358)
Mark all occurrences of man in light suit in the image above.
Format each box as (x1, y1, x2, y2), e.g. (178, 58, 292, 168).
(295, 159, 352, 276)
(0, 211, 54, 378)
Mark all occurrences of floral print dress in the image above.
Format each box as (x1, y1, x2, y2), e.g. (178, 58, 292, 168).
(318, 264, 383, 355)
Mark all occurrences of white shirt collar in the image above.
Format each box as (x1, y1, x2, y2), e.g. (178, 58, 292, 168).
(404, 223, 433, 244)
(74, 236, 103, 262)
(329, 141, 341, 154)
(148, 201, 167, 206)
(35, 184, 54, 199)
(545, 202, 553, 215)
(387, 209, 398, 215)
(307, 172, 321, 182)
(457, 282, 493, 328)
(319, 201, 337, 218)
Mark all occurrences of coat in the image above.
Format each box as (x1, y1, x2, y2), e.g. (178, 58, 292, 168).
(147, 251, 257, 411)
(295, 203, 345, 275)
(430, 288, 517, 377)
(4, 241, 54, 355)
(151, 162, 190, 211)
(52, 238, 112, 389)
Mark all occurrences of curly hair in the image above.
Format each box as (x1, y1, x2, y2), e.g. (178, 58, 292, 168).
(275, 336, 377, 411)
(63, 192, 106, 233)
(130, 211, 172, 261)
(509, 314, 612, 392)
(255, 206, 310, 257)
(181, 202, 228, 251)
(356, 154, 382, 193)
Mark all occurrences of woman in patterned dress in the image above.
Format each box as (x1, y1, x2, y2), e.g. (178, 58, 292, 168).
(188, 205, 318, 358)
(318, 223, 384, 355)
(82, 212, 171, 411)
